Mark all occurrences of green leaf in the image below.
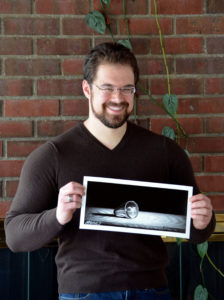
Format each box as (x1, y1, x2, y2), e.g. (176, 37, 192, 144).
(118, 39, 133, 51)
(163, 94, 178, 116)
(85, 11, 106, 34)
(162, 126, 176, 140)
(194, 285, 208, 300)
(197, 242, 208, 260)
(176, 237, 182, 246)
(102, 0, 111, 4)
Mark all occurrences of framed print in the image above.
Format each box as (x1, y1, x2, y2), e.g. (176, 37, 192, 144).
(80, 176, 193, 239)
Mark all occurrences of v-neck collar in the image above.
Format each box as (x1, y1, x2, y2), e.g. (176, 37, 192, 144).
(79, 121, 130, 152)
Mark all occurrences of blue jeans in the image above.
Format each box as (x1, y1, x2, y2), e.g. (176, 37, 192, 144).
(59, 287, 172, 299)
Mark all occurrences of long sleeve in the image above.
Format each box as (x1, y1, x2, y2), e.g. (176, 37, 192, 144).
(4, 142, 63, 252)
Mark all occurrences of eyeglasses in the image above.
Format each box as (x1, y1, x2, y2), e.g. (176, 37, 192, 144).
(93, 84, 136, 96)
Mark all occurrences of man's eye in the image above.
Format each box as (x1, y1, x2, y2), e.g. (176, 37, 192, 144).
(121, 88, 131, 92)
(103, 87, 114, 92)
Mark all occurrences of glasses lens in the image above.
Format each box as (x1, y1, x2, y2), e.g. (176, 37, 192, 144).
(120, 87, 135, 95)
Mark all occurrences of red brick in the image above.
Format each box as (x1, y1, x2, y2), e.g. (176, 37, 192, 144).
(37, 38, 90, 55)
(176, 58, 224, 74)
(0, 121, 32, 137)
(151, 0, 203, 14)
(150, 37, 203, 55)
(205, 78, 224, 95)
(130, 39, 150, 55)
(150, 117, 203, 135)
(62, 18, 94, 35)
(120, 18, 173, 35)
(0, 141, 2, 157)
(0, 38, 32, 55)
(4, 100, 59, 117)
(150, 78, 202, 95)
(205, 117, 224, 134)
(188, 137, 224, 153)
(0, 201, 12, 218)
(63, 18, 94, 35)
(207, 38, 224, 54)
(205, 156, 224, 172)
(37, 79, 83, 96)
(0, 1, 31, 14)
(37, 120, 79, 137)
(207, 0, 224, 13)
(196, 175, 224, 193)
(62, 100, 88, 116)
(6, 181, 19, 198)
(210, 195, 224, 212)
(0, 80, 32, 96)
(7, 141, 44, 157)
(35, 0, 89, 14)
(63, 18, 113, 35)
(93, 0, 147, 14)
(190, 156, 202, 173)
(138, 58, 173, 75)
(4, 18, 59, 35)
(95, 38, 150, 55)
(0, 160, 24, 177)
(5, 59, 60, 76)
(178, 97, 224, 114)
(62, 59, 83, 75)
(176, 17, 224, 34)
(136, 99, 166, 116)
(0, 181, 2, 197)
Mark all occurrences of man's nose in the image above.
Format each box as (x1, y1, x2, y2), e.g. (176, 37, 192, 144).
(110, 89, 124, 100)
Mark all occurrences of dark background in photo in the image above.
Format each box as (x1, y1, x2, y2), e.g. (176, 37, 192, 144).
(85, 181, 188, 215)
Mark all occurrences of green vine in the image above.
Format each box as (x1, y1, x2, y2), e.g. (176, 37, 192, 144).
(153, 0, 171, 96)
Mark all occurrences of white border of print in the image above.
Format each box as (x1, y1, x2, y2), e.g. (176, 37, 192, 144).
(80, 176, 193, 239)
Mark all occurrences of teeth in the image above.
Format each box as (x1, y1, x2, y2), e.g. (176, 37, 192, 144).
(108, 106, 123, 111)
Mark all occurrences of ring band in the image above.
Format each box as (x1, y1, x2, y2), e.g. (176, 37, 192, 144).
(68, 194, 73, 203)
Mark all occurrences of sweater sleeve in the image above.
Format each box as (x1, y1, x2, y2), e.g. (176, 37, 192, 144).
(165, 137, 216, 244)
(4, 142, 64, 252)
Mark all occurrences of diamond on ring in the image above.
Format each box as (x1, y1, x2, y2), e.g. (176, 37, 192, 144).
(68, 194, 73, 203)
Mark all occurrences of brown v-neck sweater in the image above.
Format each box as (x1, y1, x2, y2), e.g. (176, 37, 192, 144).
(5, 121, 215, 293)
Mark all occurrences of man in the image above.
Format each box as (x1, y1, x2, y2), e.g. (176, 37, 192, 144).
(5, 43, 215, 300)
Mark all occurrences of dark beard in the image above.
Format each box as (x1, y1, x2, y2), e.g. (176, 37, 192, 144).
(91, 101, 131, 129)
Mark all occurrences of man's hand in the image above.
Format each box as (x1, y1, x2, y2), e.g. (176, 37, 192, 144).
(56, 182, 85, 225)
(189, 194, 213, 230)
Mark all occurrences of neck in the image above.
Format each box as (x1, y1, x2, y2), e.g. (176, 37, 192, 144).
(84, 118, 127, 150)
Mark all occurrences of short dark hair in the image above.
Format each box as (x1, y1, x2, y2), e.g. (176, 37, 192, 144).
(83, 42, 139, 85)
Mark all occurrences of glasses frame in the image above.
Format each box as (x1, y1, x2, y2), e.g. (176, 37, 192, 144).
(93, 84, 136, 96)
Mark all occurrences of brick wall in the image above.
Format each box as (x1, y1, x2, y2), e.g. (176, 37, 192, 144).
(0, 0, 223, 214)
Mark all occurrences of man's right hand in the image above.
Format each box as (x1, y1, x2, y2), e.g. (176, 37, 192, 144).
(56, 182, 85, 225)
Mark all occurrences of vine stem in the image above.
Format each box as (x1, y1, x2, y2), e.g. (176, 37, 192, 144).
(138, 82, 188, 141)
(100, 0, 115, 42)
(153, 0, 171, 95)
(122, 0, 131, 44)
(206, 253, 224, 277)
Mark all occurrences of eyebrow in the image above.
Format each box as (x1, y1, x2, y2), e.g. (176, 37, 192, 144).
(100, 83, 135, 88)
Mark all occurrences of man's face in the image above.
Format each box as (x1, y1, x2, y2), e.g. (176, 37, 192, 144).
(84, 63, 135, 129)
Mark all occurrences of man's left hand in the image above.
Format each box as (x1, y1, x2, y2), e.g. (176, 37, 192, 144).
(189, 194, 213, 230)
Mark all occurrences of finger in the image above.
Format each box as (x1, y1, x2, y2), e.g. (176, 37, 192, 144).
(60, 181, 85, 195)
(63, 193, 83, 204)
(191, 200, 212, 210)
(191, 207, 211, 218)
(189, 194, 211, 204)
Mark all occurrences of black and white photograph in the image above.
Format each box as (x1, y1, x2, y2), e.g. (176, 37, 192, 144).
(80, 176, 193, 238)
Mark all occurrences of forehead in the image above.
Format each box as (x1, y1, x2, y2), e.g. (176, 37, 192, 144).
(94, 63, 135, 85)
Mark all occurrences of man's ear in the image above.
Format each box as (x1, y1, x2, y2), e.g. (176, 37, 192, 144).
(82, 80, 91, 99)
